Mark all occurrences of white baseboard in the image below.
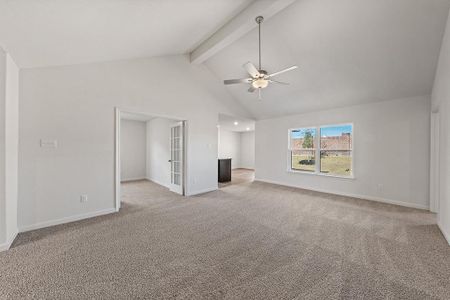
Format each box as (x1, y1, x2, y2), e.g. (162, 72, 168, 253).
(255, 178, 429, 210)
(438, 222, 450, 245)
(187, 187, 218, 196)
(121, 177, 146, 182)
(0, 230, 19, 252)
(19, 208, 116, 233)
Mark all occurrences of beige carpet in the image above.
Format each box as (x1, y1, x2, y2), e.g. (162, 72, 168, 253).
(1, 179, 449, 299)
(219, 168, 255, 188)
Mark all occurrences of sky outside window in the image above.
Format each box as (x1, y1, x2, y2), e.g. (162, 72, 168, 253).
(320, 125, 352, 137)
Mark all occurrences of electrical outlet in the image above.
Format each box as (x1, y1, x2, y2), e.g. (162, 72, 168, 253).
(377, 184, 383, 191)
(80, 195, 88, 203)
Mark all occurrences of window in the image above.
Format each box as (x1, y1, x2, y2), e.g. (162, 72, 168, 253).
(320, 125, 353, 176)
(289, 128, 316, 172)
(288, 124, 353, 178)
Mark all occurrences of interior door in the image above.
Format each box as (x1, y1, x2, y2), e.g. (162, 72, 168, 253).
(169, 121, 184, 195)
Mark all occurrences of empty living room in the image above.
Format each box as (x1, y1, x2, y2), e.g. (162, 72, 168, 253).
(1, 0, 450, 299)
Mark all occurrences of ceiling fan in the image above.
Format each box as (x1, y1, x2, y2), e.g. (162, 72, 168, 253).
(224, 16, 298, 100)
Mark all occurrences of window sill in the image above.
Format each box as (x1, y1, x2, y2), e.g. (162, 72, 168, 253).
(287, 169, 355, 180)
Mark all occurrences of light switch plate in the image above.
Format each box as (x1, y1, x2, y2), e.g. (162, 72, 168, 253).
(40, 139, 58, 148)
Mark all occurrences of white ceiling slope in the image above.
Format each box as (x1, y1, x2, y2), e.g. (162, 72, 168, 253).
(206, 0, 450, 119)
(0, 0, 252, 68)
(190, 0, 296, 64)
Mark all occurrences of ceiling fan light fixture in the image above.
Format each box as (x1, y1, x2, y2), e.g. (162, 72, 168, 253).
(252, 78, 269, 89)
(222, 15, 298, 100)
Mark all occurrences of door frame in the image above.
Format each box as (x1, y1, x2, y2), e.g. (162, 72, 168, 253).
(430, 111, 440, 213)
(114, 107, 188, 212)
(169, 121, 186, 195)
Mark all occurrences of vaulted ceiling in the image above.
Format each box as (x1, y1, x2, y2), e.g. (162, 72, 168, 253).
(0, 0, 252, 68)
(205, 0, 450, 119)
(1, 0, 449, 120)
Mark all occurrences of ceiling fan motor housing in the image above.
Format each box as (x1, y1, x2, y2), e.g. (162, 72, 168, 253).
(222, 14, 297, 99)
(256, 70, 267, 78)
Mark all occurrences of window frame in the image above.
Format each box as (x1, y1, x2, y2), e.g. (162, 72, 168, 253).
(287, 123, 354, 179)
(288, 127, 317, 173)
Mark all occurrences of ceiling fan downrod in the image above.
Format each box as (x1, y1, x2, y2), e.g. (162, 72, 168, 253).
(256, 16, 264, 71)
(222, 15, 298, 100)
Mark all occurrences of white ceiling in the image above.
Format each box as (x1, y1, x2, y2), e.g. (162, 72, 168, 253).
(1, 0, 449, 120)
(206, 0, 450, 119)
(0, 0, 252, 68)
(219, 114, 255, 132)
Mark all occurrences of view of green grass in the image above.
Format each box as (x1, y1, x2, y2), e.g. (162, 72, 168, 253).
(291, 155, 315, 172)
(292, 155, 352, 176)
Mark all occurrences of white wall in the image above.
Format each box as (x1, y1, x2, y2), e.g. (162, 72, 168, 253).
(432, 8, 450, 244)
(218, 128, 255, 170)
(218, 127, 241, 169)
(255, 96, 430, 209)
(146, 118, 173, 188)
(18, 55, 250, 231)
(120, 119, 146, 181)
(240, 131, 255, 169)
(0, 50, 19, 250)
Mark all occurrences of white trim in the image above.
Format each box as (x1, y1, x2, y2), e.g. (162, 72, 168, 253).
(186, 187, 218, 196)
(437, 221, 450, 245)
(255, 178, 429, 210)
(0, 231, 18, 252)
(430, 112, 440, 213)
(115, 107, 121, 212)
(287, 123, 354, 179)
(287, 169, 355, 180)
(117, 107, 185, 123)
(18, 208, 116, 233)
(120, 177, 147, 183)
(114, 108, 188, 209)
(183, 121, 188, 196)
(0, 243, 10, 252)
(169, 121, 185, 195)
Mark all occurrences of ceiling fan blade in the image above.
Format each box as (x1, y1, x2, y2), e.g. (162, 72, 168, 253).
(269, 79, 290, 85)
(248, 86, 256, 93)
(258, 89, 262, 100)
(224, 78, 252, 85)
(269, 66, 298, 77)
(243, 62, 260, 78)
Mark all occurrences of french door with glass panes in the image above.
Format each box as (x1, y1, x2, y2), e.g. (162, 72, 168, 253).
(169, 121, 184, 195)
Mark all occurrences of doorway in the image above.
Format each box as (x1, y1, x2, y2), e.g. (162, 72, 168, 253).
(217, 114, 255, 188)
(114, 108, 186, 211)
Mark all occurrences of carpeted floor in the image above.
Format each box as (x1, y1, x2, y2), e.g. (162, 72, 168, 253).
(219, 168, 255, 188)
(1, 178, 449, 299)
